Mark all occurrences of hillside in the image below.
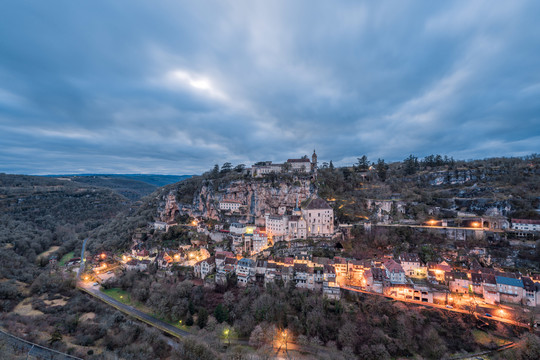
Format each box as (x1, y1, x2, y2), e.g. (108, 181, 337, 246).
(0, 174, 129, 282)
(128, 155, 540, 229)
(318, 155, 540, 223)
(42, 174, 192, 201)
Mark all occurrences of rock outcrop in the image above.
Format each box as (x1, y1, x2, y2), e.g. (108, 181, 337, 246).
(158, 178, 314, 223)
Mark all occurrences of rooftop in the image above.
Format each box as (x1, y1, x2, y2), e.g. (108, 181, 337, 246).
(304, 198, 332, 210)
(512, 219, 540, 224)
(496, 276, 524, 288)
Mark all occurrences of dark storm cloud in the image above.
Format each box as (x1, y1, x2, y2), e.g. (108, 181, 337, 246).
(0, 0, 539, 174)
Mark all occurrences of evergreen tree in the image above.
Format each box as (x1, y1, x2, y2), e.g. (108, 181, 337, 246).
(357, 155, 369, 170)
(376, 158, 388, 181)
(403, 154, 419, 175)
(185, 313, 194, 326)
(214, 303, 229, 323)
(211, 164, 220, 178)
(197, 308, 208, 328)
(221, 162, 232, 173)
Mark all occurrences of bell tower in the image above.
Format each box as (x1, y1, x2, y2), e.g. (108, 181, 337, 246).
(311, 149, 318, 173)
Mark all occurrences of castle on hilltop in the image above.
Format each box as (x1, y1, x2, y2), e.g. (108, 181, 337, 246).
(250, 150, 318, 177)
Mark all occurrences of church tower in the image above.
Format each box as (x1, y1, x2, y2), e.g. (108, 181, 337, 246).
(311, 149, 318, 174)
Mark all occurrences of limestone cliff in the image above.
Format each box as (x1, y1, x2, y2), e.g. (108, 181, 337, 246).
(157, 177, 314, 223)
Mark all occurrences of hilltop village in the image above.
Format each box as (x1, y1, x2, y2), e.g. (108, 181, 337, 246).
(71, 152, 540, 329)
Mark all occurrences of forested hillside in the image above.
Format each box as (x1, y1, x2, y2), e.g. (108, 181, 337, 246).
(0, 174, 128, 283)
(318, 154, 540, 223)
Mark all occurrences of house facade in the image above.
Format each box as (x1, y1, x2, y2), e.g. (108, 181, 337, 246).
(219, 200, 242, 211)
(383, 259, 406, 284)
(302, 198, 334, 238)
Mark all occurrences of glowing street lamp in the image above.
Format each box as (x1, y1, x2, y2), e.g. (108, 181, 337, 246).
(100, 253, 106, 260)
(471, 222, 480, 228)
(281, 330, 288, 351)
(224, 328, 230, 346)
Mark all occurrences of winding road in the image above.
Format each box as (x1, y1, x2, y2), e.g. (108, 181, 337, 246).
(78, 282, 191, 339)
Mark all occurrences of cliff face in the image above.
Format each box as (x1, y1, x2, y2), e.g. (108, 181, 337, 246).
(158, 178, 314, 223)
(409, 167, 540, 186)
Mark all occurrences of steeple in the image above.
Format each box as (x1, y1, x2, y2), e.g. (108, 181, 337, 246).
(293, 194, 301, 216)
(311, 149, 318, 176)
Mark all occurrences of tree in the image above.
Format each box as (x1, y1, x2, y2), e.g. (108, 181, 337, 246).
(221, 162, 232, 173)
(282, 162, 292, 172)
(214, 303, 229, 323)
(249, 325, 266, 348)
(403, 154, 419, 175)
(48, 328, 63, 346)
(197, 308, 208, 328)
(376, 159, 388, 181)
(211, 164, 219, 178)
(357, 155, 369, 171)
(338, 322, 357, 348)
(234, 164, 245, 172)
(186, 313, 194, 326)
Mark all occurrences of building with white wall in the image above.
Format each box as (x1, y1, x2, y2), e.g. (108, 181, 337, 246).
(219, 200, 242, 211)
(302, 198, 334, 237)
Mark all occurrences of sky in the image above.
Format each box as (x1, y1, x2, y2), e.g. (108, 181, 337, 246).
(1, 1, 539, 175)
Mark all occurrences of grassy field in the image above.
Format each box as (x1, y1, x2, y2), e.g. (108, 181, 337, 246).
(37, 246, 60, 262)
(101, 288, 132, 305)
(472, 329, 511, 347)
(101, 288, 152, 313)
(58, 251, 75, 266)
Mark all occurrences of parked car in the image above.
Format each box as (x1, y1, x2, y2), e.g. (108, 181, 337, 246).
(484, 313, 492, 317)
(93, 282, 99, 286)
(446, 305, 453, 309)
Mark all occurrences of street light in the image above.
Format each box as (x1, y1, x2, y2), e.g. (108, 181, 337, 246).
(281, 330, 288, 351)
(224, 328, 230, 346)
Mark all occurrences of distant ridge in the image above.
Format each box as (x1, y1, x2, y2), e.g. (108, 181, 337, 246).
(43, 174, 193, 187)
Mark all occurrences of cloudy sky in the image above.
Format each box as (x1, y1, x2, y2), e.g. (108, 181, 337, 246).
(1, 1, 539, 175)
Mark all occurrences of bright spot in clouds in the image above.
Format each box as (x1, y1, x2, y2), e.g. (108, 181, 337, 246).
(165, 69, 227, 101)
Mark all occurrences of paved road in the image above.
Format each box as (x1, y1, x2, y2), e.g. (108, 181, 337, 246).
(78, 282, 324, 356)
(78, 282, 191, 338)
(77, 238, 88, 279)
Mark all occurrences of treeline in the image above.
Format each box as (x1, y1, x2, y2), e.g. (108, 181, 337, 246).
(107, 270, 490, 359)
(401, 154, 455, 175)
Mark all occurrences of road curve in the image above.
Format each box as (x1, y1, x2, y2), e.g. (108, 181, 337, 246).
(78, 282, 191, 338)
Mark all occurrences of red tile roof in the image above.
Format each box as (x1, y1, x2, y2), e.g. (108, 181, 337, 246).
(383, 259, 404, 273)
